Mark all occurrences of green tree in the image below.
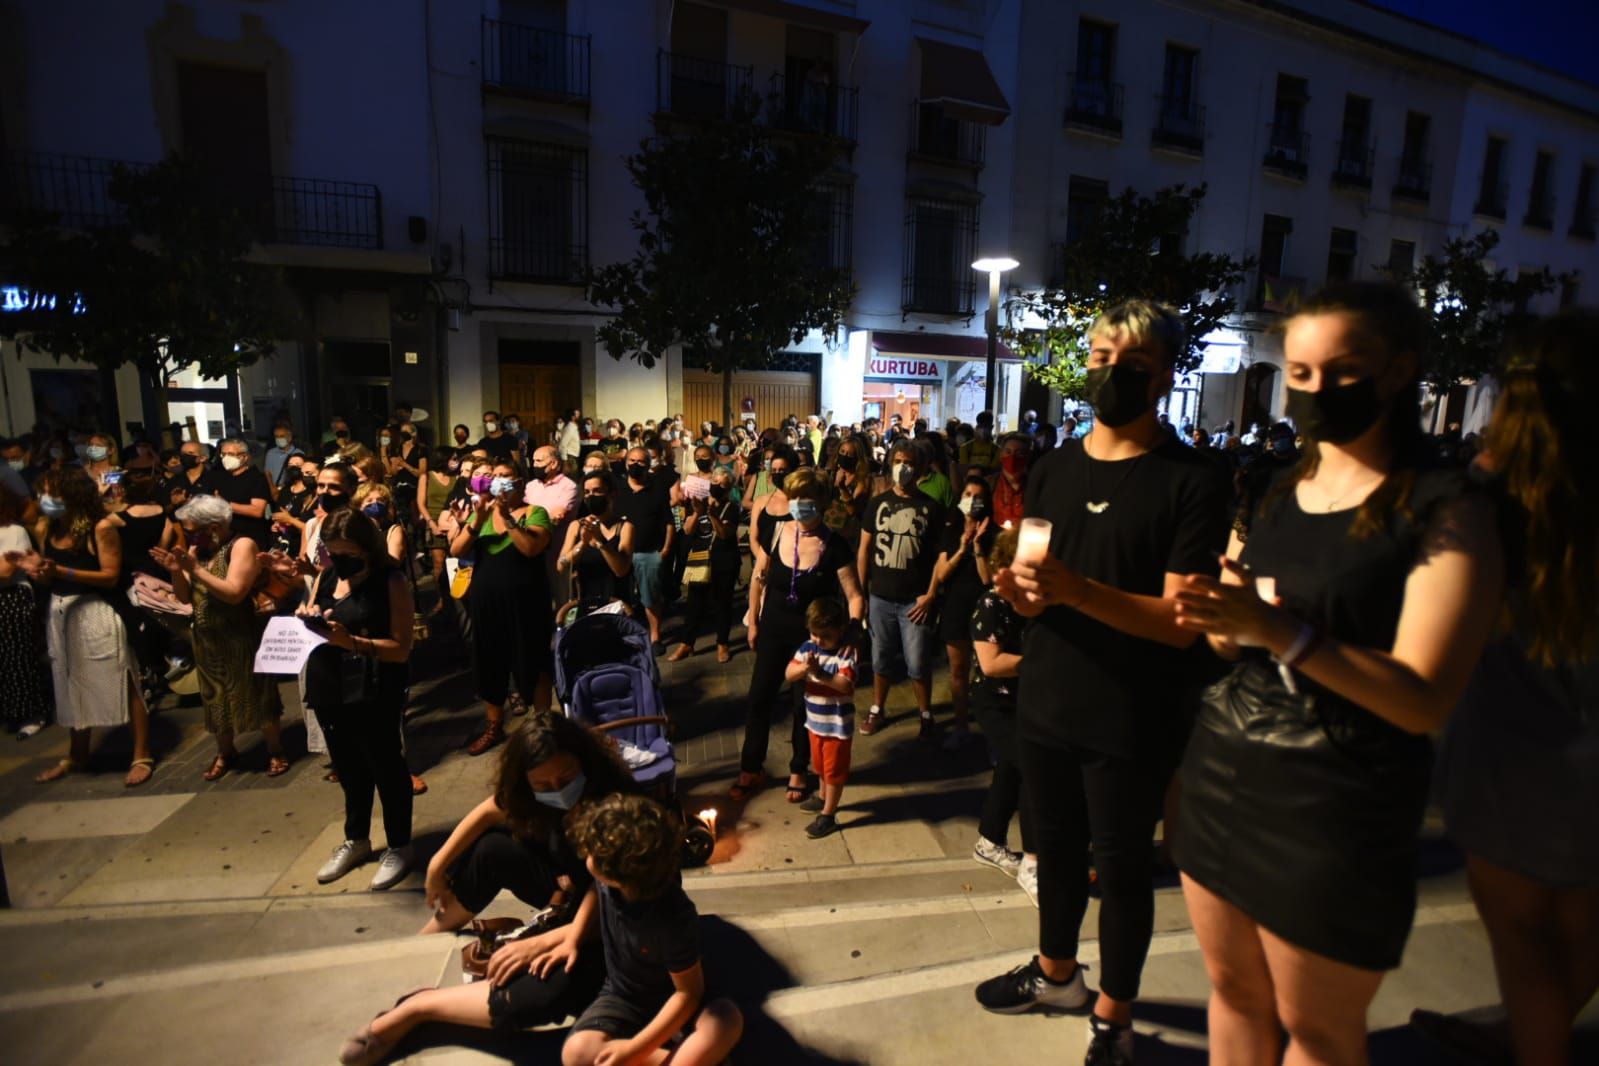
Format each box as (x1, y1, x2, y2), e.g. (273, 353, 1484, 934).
(0, 155, 295, 435)
(1391, 228, 1568, 390)
(587, 93, 855, 427)
(1002, 183, 1253, 401)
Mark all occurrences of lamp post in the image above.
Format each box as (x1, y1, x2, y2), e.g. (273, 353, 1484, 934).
(972, 256, 1019, 418)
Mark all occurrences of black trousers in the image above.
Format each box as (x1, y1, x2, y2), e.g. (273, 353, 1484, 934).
(976, 705, 1034, 852)
(448, 828, 561, 913)
(679, 560, 737, 646)
(1021, 736, 1176, 1003)
(739, 612, 809, 777)
(320, 696, 413, 848)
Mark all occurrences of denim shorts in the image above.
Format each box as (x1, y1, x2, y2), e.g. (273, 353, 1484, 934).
(632, 550, 665, 610)
(868, 594, 936, 681)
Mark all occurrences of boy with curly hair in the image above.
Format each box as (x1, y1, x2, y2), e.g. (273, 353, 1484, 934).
(562, 794, 743, 1066)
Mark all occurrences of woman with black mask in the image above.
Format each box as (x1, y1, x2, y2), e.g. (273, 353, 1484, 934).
(747, 446, 797, 575)
(823, 434, 873, 561)
(668, 469, 740, 663)
(556, 470, 634, 612)
(930, 475, 996, 750)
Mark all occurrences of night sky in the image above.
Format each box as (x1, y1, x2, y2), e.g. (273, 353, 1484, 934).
(1365, 0, 1599, 88)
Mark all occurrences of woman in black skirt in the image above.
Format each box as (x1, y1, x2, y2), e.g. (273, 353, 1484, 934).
(1170, 282, 1503, 1064)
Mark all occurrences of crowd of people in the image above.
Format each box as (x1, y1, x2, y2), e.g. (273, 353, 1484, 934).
(6, 286, 1596, 1065)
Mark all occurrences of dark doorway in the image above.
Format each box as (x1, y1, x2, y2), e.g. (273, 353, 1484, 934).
(323, 340, 392, 448)
(1242, 362, 1280, 431)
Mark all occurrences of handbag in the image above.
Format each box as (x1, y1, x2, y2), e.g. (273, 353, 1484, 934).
(450, 564, 474, 599)
(682, 547, 712, 587)
(459, 898, 576, 982)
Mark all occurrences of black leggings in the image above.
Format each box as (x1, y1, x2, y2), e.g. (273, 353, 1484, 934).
(739, 612, 809, 777)
(679, 560, 737, 646)
(320, 696, 413, 848)
(1021, 737, 1176, 1003)
(449, 828, 563, 912)
(976, 706, 1033, 852)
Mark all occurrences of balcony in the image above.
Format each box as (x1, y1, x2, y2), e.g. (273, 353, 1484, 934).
(481, 19, 591, 104)
(1393, 155, 1432, 202)
(1523, 193, 1556, 230)
(901, 272, 975, 316)
(1474, 179, 1508, 220)
(2, 152, 383, 249)
(1262, 124, 1309, 179)
(768, 74, 859, 143)
(908, 101, 986, 168)
(1064, 74, 1124, 137)
(655, 51, 753, 121)
(1252, 272, 1307, 313)
(1332, 138, 1374, 190)
(1151, 96, 1204, 154)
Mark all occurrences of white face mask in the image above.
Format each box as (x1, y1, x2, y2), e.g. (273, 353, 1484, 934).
(221, 455, 243, 472)
(957, 496, 974, 516)
(6, 458, 25, 472)
(484, 422, 498, 434)
(379, 436, 391, 447)
(275, 436, 291, 450)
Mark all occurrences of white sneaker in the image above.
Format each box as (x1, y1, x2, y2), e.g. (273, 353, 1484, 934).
(973, 837, 1022, 877)
(1017, 857, 1039, 908)
(317, 838, 372, 884)
(369, 846, 412, 891)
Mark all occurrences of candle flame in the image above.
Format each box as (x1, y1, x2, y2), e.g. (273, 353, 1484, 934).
(697, 808, 718, 836)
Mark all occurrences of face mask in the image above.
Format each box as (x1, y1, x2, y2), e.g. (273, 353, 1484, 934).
(446, 459, 461, 473)
(627, 463, 650, 481)
(716, 443, 732, 456)
(709, 483, 728, 501)
(836, 453, 859, 472)
(361, 501, 389, 520)
(770, 468, 788, 490)
(1284, 379, 1382, 445)
(582, 494, 609, 517)
(695, 457, 713, 472)
(506, 421, 519, 432)
(39, 494, 66, 517)
(276, 436, 292, 450)
(454, 434, 469, 445)
(1084, 363, 1156, 429)
(331, 553, 367, 580)
(1001, 453, 1028, 476)
(464, 474, 489, 494)
(484, 422, 498, 434)
(86, 445, 109, 462)
(6, 458, 24, 472)
(788, 498, 820, 523)
(221, 455, 243, 472)
(893, 462, 917, 488)
(490, 476, 516, 498)
(178, 453, 198, 469)
(958, 495, 988, 518)
(534, 771, 586, 811)
(318, 490, 349, 513)
(379, 436, 391, 447)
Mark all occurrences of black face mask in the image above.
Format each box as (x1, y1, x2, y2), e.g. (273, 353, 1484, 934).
(709, 484, 728, 501)
(330, 553, 367, 580)
(318, 490, 349, 514)
(836, 453, 859, 472)
(180, 454, 201, 470)
(894, 462, 919, 488)
(627, 463, 650, 481)
(694, 457, 713, 472)
(770, 469, 788, 490)
(1084, 364, 1155, 429)
(582, 494, 609, 517)
(1284, 379, 1382, 445)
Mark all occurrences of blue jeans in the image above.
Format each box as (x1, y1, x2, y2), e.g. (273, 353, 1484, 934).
(632, 551, 665, 610)
(868, 594, 936, 682)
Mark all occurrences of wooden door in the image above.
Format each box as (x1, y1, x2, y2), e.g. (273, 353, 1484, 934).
(500, 364, 579, 448)
(682, 369, 816, 431)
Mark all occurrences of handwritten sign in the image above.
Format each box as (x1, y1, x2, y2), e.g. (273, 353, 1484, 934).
(867, 357, 942, 381)
(253, 615, 329, 675)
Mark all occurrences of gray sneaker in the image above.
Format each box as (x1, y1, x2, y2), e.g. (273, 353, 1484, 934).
(975, 956, 1092, 1014)
(369, 846, 412, 891)
(317, 838, 372, 884)
(973, 837, 1023, 877)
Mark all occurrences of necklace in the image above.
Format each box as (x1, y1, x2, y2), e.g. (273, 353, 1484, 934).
(1306, 472, 1384, 513)
(1082, 433, 1149, 515)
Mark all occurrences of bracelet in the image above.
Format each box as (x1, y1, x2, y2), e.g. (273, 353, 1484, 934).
(1277, 623, 1322, 668)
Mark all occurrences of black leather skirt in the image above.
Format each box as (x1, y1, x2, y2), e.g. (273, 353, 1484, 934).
(1174, 659, 1431, 971)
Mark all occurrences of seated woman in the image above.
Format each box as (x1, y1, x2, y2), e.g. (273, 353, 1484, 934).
(338, 711, 635, 1065)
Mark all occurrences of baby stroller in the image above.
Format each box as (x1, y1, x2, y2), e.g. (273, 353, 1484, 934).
(552, 611, 716, 866)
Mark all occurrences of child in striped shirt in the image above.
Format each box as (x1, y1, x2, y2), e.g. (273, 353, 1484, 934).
(785, 597, 858, 839)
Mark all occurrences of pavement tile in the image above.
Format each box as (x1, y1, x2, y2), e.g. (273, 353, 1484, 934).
(0, 792, 195, 843)
(0, 835, 145, 908)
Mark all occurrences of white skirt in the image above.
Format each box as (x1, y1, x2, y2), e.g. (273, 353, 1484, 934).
(46, 593, 134, 730)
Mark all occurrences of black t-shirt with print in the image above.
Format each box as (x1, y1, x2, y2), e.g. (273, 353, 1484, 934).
(598, 878, 700, 1008)
(1018, 436, 1230, 758)
(200, 465, 275, 548)
(969, 588, 1023, 713)
(863, 490, 945, 602)
(618, 474, 674, 554)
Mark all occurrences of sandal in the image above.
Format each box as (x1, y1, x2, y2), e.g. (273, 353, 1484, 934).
(266, 753, 291, 777)
(124, 757, 155, 788)
(340, 988, 431, 1066)
(410, 774, 428, 796)
(34, 758, 80, 784)
(667, 643, 693, 662)
(728, 771, 764, 801)
(786, 775, 810, 804)
(467, 721, 504, 757)
(203, 754, 236, 782)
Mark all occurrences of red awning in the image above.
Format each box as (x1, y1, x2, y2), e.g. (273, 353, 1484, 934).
(871, 330, 1016, 361)
(712, 0, 870, 35)
(916, 37, 1010, 125)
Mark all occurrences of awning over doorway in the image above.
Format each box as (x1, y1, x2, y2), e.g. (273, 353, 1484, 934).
(712, 0, 870, 35)
(871, 330, 1016, 361)
(915, 37, 1010, 125)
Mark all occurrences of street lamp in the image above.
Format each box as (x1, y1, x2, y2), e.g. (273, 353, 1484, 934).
(972, 256, 1019, 416)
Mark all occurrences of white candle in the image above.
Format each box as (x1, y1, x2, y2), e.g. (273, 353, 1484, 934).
(1255, 576, 1277, 603)
(1015, 517, 1053, 565)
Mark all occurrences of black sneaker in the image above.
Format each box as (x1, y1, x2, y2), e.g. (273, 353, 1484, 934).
(798, 794, 824, 813)
(974, 957, 1091, 1014)
(804, 814, 838, 838)
(917, 715, 937, 742)
(1085, 1014, 1134, 1065)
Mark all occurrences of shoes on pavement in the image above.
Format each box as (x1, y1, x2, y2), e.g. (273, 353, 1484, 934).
(467, 721, 505, 756)
(15, 719, 44, 740)
(1085, 1014, 1135, 1066)
(941, 723, 971, 751)
(973, 836, 1022, 877)
(505, 692, 527, 717)
(318, 838, 373, 884)
(338, 1023, 392, 1066)
(858, 706, 885, 735)
(917, 715, 938, 743)
(370, 846, 413, 891)
(799, 794, 825, 813)
(716, 644, 731, 663)
(1017, 856, 1040, 908)
(975, 956, 1091, 1015)
(667, 643, 693, 662)
(804, 814, 839, 839)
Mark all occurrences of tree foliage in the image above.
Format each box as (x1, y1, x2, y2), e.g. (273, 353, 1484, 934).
(587, 93, 856, 425)
(1391, 228, 1569, 389)
(0, 155, 295, 403)
(1002, 183, 1254, 399)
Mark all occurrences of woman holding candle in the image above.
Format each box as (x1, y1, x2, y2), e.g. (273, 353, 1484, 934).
(974, 301, 1231, 1066)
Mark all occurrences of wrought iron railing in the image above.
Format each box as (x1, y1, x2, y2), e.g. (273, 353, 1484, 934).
(768, 74, 859, 142)
(1393, 154, 1432, 201)
(1, 152, 139, 228)
(1064, 73, 1124, 135)
(901, 197, 978, 316)
(1262, 123, 1309, 178)
(1151, 96, 1204, 152)
(656, 51, 753, 119)
(486, 138, 588, 283)
(811, 180, 853, 275)
(481, 19, 591, 102)
(1332, 138, 1375, 188)
(908, 101, 986, 166)
(269, 176, 382, 248)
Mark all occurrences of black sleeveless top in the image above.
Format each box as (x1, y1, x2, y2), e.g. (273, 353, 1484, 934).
(45, 531, 106, 600)
(755, 505, 791, 557)
(575, 522, 628, 605)
(762, 528, 850, 625)
(304, 569, 408, 709)
(117, 510, 169, 583)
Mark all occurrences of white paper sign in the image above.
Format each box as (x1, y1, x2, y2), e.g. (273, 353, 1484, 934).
(253, 615, 329, 675)
(682, 475, 712, 500)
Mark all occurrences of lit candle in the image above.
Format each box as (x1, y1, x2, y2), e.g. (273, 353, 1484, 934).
(1255, 576, 1277, 603)
(697, 808, 718, 839)
(1015, 517, 1053, 565)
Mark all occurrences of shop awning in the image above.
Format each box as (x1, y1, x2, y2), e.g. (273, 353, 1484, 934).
(871, 330, 1016, 361)
(711, 0, 870, 35)
(916, 37, 1010, 125)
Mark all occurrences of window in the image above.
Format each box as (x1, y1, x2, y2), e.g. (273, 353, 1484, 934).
(782, 27, 841, 137)
(1560, 275, 1579, 308)
(1075, 20, 1116, 85)
(1477, 137, 1508, 218)
(1066, 176, 1108, 245)
(1067, 20, 1122, 131)
(1574, 164, 1597, 238)
(176, 62, 272, 227)
(484, 0, 589, 102)
(1260, 214, 1292, 276)
(1525, 151, 1555, 228)
(902, 197, 978, 315)
(1386, 239, 1415, 278)
(1334, 95, 1373, 185)
(487, 139, 588, 283)
(1272, 75, 1307, 136)
(1153, 45, 1203, 150)
(810, 180, 853, 275)
(1326, 228, 1358, 282)
(1265, 75, 1309, 176)
(1396, 112, 1431, 199)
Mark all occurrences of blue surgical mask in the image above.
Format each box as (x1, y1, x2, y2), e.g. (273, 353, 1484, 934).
(534, 771, 586, 811)
(86, 445, 109, 462)
(788, 498, 820, 523)
(361, 500, 388, 520)
(39, 494, 66, 518)
(490, 476, 516, 498)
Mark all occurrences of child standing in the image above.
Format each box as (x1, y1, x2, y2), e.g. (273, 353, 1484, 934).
(563, 794, 743, 1066)
(787, 597, 858, 839)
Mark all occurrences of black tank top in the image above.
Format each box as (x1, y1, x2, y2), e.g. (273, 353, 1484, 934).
(117, 510, 168, 583)
(756, 504, 791, 556)
(46, 533, 105, 599)
(575, 523, 626, 605)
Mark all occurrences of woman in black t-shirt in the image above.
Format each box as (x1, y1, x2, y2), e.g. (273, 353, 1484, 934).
(668, 470, 741, 663)
(929, 475, 996, 750)
(733, 467, 865, 803)
(969, 527, 1033, 884)
(1171, 284, 1501, 1063)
